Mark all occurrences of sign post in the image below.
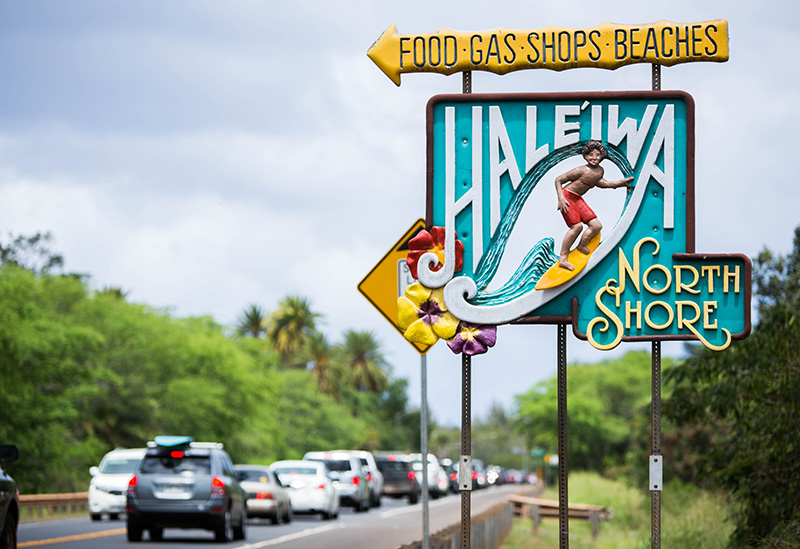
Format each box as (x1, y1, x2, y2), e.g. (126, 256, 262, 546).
(366, 19, 746, 549)
(358, 219, 432, 548)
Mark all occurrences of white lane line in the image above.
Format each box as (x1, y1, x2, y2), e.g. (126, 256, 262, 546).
(236, 522, 346, 548)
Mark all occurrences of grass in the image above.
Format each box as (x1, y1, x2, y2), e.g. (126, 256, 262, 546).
(500, 472, 733, 549)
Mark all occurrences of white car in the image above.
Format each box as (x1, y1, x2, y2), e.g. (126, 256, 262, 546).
(270, 460, 340, 520)
(88, 448, 146, 521)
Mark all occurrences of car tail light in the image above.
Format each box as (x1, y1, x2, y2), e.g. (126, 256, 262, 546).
(316, 483, 326, 490)
(450, 473, 457, 481)
(170, 450, 184, 458)
(472, 471, 478, 479)
(351, 476, 360, 485)
(256, 492, 274, 500)
(127, 475, 138, 497)
(366, 472, 372, 482)
(408, 471, 416, 480)
(212, 476, 226, 497)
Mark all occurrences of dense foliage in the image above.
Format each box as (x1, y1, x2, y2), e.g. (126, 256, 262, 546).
(665, 227, 800, 547)
(0, 242, 421, 493)
(513, 350, 667, 472)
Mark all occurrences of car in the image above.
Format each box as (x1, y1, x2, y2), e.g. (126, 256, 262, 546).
(270, 460, 340, 520)
(472, 459, 488, 490)
(0, 445, 19, 549)
(234, 465, 292, 524)
(375, 454, 420, 504)
(302, 451, 370, 512)
(88, 448, 146, 521)
(126, 436, 247, 543)
(408, 453, 447, 499)
(439, 458, 459, 493)
(333, 450, 384, 508)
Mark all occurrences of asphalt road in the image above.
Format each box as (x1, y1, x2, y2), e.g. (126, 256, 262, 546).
(18, 485, 523, 549)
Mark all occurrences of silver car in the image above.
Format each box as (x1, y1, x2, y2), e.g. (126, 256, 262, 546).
(270, 460, 340, 520)
(234, 465, 292, 524)
(126, 436, 247, 543)
(302, 451, 370, 512)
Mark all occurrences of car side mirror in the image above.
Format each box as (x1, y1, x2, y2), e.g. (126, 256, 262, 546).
(89, 466, 100, 477)
(0, 444, 19, 464)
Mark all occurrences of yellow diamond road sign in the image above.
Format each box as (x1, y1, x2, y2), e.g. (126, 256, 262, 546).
(358, 219, 431, 355)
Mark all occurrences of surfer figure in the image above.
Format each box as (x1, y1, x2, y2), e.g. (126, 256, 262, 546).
(554, 141, 633, 271)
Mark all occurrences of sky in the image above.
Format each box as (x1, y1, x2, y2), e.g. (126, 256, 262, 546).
(0, 1, 797, 427)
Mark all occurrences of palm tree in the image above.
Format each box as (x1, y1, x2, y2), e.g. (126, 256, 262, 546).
(307, 331, 342, 398)
(340, 330, 389, 393)
(266, 295, 320, 363)
(236, 304, 266, 338)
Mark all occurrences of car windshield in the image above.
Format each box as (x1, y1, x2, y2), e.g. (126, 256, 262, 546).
(273, 467, 317, 476)
(100, 458, 141, 474)
(140, 455, 210, 475)
(377, 460, 408, 473)
(317, 459, 351, 473)
(237, 469, 271, 482)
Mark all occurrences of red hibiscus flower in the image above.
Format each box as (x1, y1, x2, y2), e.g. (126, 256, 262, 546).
(406, 227, 464, 279)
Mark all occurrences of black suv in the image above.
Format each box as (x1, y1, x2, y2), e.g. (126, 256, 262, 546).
(0, 445, 19, 549)
(126, 436, 247, 543)
(375, 454, 420, 504)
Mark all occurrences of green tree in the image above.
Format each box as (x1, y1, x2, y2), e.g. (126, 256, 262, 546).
(0, 231, 65, 274)
(236, 304, 266, 338)
(339, 330, 389, 393)
(307, 331, 344, 398)
(514, 351, 658, 471)
(665, 226, 800, 546)
(266, 296, 320, 364)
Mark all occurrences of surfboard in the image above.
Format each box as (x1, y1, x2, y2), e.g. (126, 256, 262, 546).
(535, 232, 601, 290)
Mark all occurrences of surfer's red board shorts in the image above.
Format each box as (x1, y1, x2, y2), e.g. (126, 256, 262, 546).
(561, 189, 597, 226)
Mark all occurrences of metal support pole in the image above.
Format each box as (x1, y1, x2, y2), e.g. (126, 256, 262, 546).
(651, 341, 662, 548)
(460, 353, 472, 549)
(649, 64, 663, 549)
(421, 354, 429, 549)
(652, 64, 661, 91)
(459, 69, 472, 549)
(557, 324, 568, 549)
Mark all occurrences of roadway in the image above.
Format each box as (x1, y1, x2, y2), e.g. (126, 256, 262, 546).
(18, 485, 522, 549)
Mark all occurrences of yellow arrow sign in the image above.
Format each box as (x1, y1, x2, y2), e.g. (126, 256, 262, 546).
(368, 20, 729, 86)
(358, 219, 432, 355)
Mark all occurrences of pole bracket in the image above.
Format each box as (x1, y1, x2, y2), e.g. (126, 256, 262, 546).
(459, 455, 473, 491)
(649, 455, 663, 491)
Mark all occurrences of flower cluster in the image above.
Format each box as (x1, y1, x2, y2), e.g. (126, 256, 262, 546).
(406, 227, 464, 279)
(397, 283, 497, 356)
(397, 283, 459, 345)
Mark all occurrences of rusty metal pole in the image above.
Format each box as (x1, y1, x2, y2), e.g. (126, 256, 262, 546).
(460, 353, 472, 549)
(459, 69, 473, 549)
(651, 341, 662, 549)
(557, 324, 568, 549)
(650, 64, 662, 549)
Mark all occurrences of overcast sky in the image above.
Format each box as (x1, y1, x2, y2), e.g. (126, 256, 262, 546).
(0, 1, 796, 427)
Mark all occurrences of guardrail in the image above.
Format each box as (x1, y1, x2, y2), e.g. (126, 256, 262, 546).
(509, 493, 613, 538)
(398, 499, 514, 549)
(19, 493, 89, 519)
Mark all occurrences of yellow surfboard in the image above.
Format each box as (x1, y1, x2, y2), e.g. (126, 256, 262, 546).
(535, 233, 601, 290)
